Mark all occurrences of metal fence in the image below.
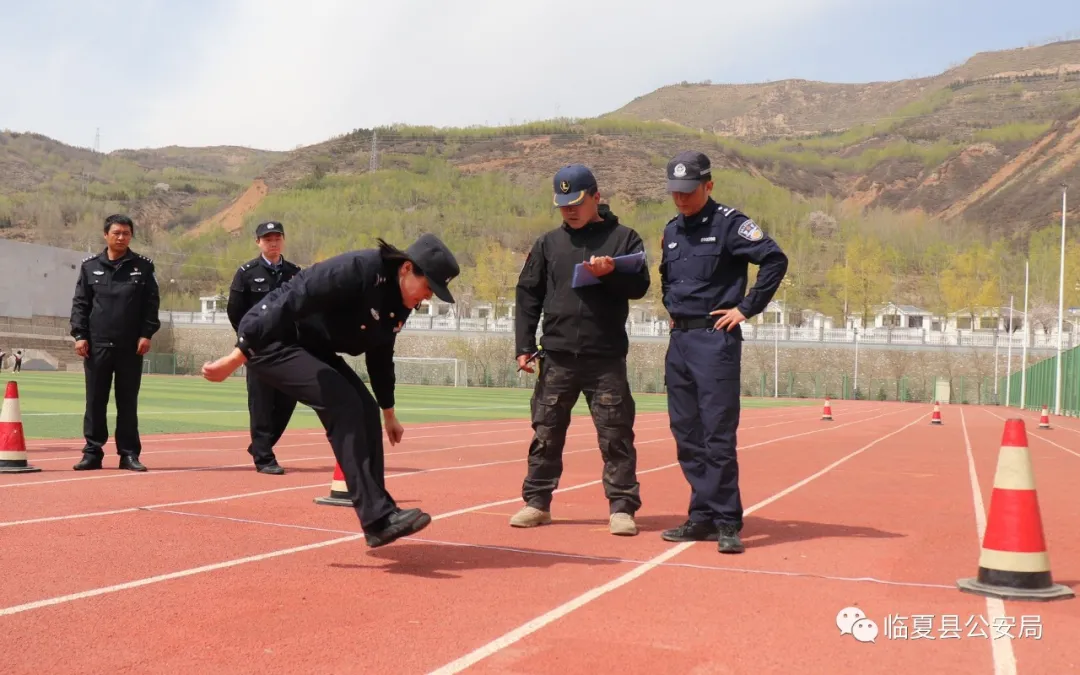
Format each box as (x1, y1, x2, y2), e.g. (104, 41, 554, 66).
(999, 344, 1080, 416)
(157, 309, 1078, 351)
(141, 351, 999, 404)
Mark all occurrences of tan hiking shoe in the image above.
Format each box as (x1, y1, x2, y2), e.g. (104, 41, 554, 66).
(509, 506, 552, 528)
(609, 512, 638, 536)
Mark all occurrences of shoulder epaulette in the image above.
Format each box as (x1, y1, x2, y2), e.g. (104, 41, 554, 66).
(82, 254, 96, 263)
(135, 252, 154, 264)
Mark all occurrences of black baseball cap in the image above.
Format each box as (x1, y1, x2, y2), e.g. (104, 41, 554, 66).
(552, 164, 598, 207)
(666, 151, 712, 192)
(406, 233, 461, 303)
(256, 221, 284, 238)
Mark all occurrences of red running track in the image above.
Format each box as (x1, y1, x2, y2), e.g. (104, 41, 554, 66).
(0, 400, 1074, 674)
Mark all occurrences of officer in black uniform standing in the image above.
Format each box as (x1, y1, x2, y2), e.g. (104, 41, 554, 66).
(512, 164, 651, 537)
(201, 234, 461, 549)
(227, 221, 302, 475)
(70, 214, 161, 472)
(658, 151, 788, 553)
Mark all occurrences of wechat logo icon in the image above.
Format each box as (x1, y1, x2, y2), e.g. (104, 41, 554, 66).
(837, 607, 878, 644)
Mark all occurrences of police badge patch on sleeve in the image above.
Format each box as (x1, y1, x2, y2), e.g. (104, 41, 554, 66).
(737, 219, 764, 242)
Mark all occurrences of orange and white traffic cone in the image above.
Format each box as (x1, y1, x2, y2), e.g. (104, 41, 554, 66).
(956, 418, 1074, 601)
(0, 381, 40, 474)
(821, 397, 833, 421)
(1039, 405, 1051, 430)
(313, 461, 352, 506)
(930, 401, 943, 425)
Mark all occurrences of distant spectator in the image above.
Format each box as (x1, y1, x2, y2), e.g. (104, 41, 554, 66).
(13, 350, 21, 373)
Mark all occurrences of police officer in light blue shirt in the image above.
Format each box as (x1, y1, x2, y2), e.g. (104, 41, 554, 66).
(658, 151, 789, 554)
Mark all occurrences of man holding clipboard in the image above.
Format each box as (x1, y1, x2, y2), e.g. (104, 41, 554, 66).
(512, 164, 650, 536)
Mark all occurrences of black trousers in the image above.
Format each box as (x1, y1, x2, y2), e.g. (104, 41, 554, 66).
(245, 368, 297, 467)
(82, 344, 145, 458)
(246, 342, 398, 531)
(665, 327, 744, 531)
(522, 351, 641, 515)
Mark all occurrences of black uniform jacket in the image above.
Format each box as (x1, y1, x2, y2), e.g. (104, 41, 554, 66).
(70, 248, 161, 348)
(515, 205, 651, 359)
(226, 255, 302, 332)
(660, 198, 788, 335)
(236, 249, 412, 410)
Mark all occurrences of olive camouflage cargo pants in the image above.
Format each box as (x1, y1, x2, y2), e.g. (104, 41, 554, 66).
(521, 351, 641, 515)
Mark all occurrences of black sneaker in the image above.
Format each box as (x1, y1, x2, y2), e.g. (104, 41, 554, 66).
(661, 519, 719, 542)
(364, 508, 431, 548)
(717, 524, 744, 554)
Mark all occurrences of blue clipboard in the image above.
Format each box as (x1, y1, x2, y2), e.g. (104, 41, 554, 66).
(572, 251, 646, 288)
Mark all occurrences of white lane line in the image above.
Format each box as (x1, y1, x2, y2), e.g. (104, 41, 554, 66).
(146, 510, 956, 591)
(0, 406, 900, 614)
(1, 405, 883, 495)
(19, 404, 532, 417)
(982, 408, 1080, 459)
(425, 412, 927, 675)
(0, 535, 365, 618)
(0, 453, 684, 618)
(17, 408, 788, 452)
(0, 448, 327, 489)
(959, 408, 1017, 675)
(0, 446, 603, 528)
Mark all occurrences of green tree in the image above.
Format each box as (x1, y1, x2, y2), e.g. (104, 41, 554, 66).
(824, 236, 893, 327)
(939, 241, 1002, 329)
(470, 241, 522, 320)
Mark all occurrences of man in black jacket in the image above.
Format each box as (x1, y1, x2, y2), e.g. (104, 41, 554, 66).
(201, 234, 461, 548)
(227, 221, 302, 475)
(512, 164, 651, 536)
(70, 214, 161, 472)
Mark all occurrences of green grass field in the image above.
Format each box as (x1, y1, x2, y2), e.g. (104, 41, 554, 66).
(2, 371, 812, 440)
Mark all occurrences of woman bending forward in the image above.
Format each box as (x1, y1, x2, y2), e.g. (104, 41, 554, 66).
(202, 234, 461, 548)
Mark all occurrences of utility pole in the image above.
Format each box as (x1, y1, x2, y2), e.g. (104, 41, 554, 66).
(1006, 295, 1014, 407)
(853, 327, 860, 398)
(94, 127, 100, 153)
(369, 131, 379, 171)
(1021, 261, 1030, 409)
(994, 328, 1000, 398)
(1054, 184, 1067, 415)
(773, 311, 781, 399)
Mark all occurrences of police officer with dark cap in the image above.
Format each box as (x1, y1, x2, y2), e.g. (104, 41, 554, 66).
(201, 234, 461, 549)
(227, 220, 302, 474)
(70, 214, 161, 472)
(512, 163, 651, 536)
(658, 151, 788, 553)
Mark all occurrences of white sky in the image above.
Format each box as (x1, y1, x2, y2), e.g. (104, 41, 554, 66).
(2, 0, 1076, 152)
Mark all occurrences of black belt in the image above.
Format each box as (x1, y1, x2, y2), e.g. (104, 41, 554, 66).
(671, 317, 715, 330)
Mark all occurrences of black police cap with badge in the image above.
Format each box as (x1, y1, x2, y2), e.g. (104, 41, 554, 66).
(256, 221, 284, 238)
(666, 151, 712, 193)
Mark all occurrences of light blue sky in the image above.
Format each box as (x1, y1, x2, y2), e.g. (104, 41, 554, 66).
(2, 0, 1077, 152)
